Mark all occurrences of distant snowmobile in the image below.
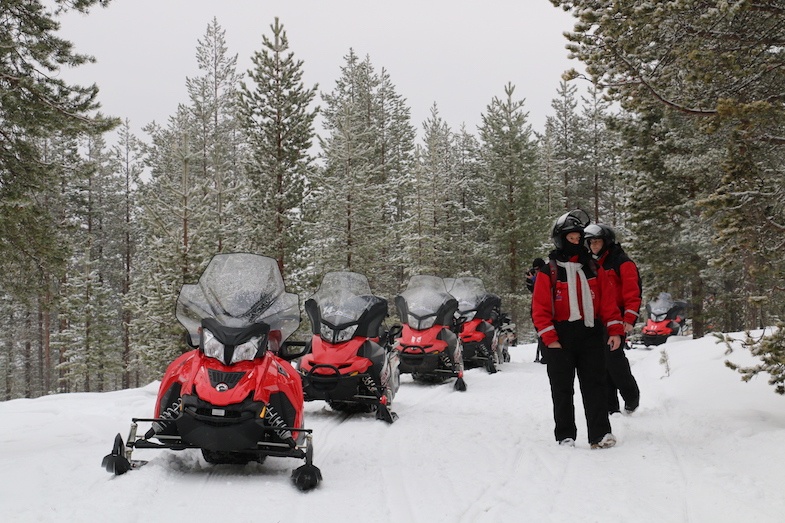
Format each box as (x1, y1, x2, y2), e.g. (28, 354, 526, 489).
(101, 253, 322, 491)
(496, 312, 515, 362)
(640, 292, 689, 347)
(391, 275, 466, 391)
(298, 271, 400, 423)
(446, 276, 503, 373)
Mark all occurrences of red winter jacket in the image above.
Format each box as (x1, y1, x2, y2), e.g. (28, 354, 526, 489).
(596, 245, 642, 326)
(531, 254, 624, 347)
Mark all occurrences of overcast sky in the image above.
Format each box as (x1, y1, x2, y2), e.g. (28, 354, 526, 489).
(58, 0, 582, 140)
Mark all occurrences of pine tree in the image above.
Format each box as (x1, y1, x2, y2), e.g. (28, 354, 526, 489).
(617, 103, 716, 337)
(54, 134, 126, 392)
(237, 17, 318, 286)
(308, 50, 414, 297)
(186, 17, 245, 254)
(547, 79, 586, 210)
(0, 0, 115, 279)
(478, 83, 542, 323)
(112, 120, 143, 388)
(131, 108, 212, 373)
(403, 104, 455, 278)
(580, 86, 621, 224)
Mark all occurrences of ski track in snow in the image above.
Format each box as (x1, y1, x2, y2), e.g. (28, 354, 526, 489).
(2, 338, 785, 522)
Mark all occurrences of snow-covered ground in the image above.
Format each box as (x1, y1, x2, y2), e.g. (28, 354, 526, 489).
(1, 332, 783, 522)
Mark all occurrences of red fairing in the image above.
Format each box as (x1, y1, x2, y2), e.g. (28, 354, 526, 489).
(154, 350, 200, 417)
(398, 324, 448, 353)
(154, 349, 304, 427)
(299, 336, 373, 375)
(643, 318, 681, 336)
(458, 318, 487, 343)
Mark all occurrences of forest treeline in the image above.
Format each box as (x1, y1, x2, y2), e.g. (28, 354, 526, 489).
(2, 1, 784, 398)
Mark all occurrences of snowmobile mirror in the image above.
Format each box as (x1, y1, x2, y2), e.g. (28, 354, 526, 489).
(386, 324, 402, 344)
(279, 340, 309, 361)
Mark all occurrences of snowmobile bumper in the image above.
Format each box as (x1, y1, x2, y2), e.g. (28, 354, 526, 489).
(175, 395, 271, 452)
(641, 334, 669, 346)
(301, 366, 378, 404)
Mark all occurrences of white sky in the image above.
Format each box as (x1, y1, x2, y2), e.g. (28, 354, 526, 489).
(57, 0, 583, 140)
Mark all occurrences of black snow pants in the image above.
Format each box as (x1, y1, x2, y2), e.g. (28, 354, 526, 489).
(606, 339, 640, 413)
(546, 321, 611, 445)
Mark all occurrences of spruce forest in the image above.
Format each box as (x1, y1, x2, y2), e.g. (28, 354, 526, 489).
(2, 0, 784, 399)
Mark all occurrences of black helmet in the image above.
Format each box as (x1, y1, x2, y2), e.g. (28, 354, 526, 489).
(551, 209, 591, 249)
(584, 223, 616, 246)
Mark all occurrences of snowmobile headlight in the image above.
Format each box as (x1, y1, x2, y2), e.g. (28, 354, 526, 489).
(320, 323, 358, 344)
(231, 336, 264, 363)
(409, 314, 436, 330)
(202, 329, 225, 361)
(335, 324, 357, 343)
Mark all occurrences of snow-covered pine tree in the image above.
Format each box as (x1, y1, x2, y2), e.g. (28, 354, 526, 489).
(451, 126, 487, 276)
(111, 120, 143, 388)
(0, 1, 116, 397)
(308, 50, 413, 297)
(186, 17, 245, 255)
(237, 17, 318, 292)
(580, 86, 622, 224)
(617, 103, 715, 337)
(478, 83, 542, 324)
(54, 134, 126, 393)
(368, 67, 416, 295)
(401, 104, 454, 278)
(130, 108, 212, 374)
(553, 0, 785, 337)
(547, 79, 586, 210)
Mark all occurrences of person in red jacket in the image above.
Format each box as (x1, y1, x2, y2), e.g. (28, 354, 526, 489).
(531, 210, 624, 449)
(584, 223, 641, 414)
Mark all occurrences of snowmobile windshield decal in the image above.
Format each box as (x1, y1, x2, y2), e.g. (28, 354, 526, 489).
(176, 254, 300, 347)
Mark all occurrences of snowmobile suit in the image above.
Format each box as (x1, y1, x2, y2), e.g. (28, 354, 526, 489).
(525, 259, 548, 364)
(597, 245, 641, 413)
(531, 251, 624, 444)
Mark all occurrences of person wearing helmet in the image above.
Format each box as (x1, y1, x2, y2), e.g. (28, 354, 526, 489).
(584, 223, 641, 414)
(531, 209, 624, 449)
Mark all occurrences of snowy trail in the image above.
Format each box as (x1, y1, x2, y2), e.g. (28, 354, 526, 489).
(2, 336, 785, 522)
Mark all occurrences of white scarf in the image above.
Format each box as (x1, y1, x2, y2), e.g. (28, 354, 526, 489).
(556, 261, 595, 327)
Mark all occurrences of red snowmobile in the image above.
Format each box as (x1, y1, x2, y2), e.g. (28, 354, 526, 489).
(101, 253, 322, 491)
(641, 292, 689, 347)
(446, 277, 503, 374)
(391, 275, 466, 391)
(298, 271, 400, 423)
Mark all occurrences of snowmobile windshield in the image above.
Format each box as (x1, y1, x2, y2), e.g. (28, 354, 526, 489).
(447, 277, 487, 314)
(176, 253, 300, 347)
(649, 292, 675, 316)
(310, 271, 382, 326)
(400, 276, 452, 329)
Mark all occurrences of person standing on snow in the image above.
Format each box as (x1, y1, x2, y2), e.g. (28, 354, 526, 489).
(584, 223, 641, 415)
(525, 257, 548, 364)
(531, 210, 624, 449)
